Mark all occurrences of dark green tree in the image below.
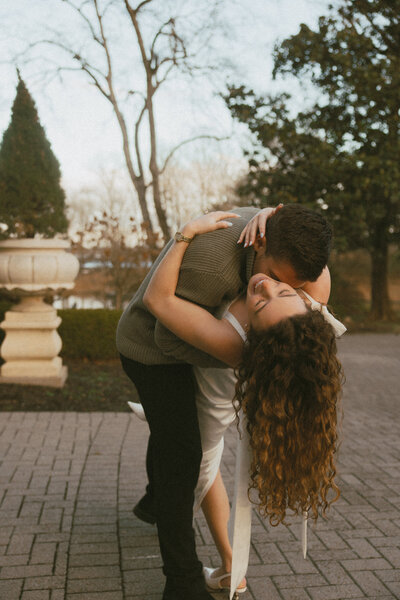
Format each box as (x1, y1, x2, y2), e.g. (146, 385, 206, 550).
(0, 73, 68, 238)
(226, 0, 400, 320)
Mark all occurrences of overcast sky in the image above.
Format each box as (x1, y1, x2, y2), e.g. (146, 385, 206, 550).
(0, 0, 332, 194)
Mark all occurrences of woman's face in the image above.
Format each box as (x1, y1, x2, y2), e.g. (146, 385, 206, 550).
(246, 274, 307, 331)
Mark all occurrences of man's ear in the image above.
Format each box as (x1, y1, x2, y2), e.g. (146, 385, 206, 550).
(253, 235, 267, 255)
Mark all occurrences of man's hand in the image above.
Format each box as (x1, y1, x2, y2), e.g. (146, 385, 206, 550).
(237, 204, 283, 247)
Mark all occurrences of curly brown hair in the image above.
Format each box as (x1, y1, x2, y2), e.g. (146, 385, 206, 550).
(235, 309, 343, 526)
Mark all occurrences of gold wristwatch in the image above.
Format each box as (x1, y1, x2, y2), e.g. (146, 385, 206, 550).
(174, 231, 193, 243)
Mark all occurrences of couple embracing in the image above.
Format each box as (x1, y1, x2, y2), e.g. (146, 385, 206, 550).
(116, 204, 345, 599)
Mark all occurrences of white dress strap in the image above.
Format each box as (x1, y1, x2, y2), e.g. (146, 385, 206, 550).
(223, 311, 247, 342)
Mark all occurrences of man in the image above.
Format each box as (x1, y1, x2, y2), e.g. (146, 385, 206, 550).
(116, 204, 332, 600)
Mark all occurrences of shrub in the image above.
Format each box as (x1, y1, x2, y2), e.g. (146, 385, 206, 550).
(0, 306, 122, 360)
(58, 309, 122, 360)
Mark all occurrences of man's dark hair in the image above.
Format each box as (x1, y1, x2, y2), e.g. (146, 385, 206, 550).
(265, 204, 332, 282)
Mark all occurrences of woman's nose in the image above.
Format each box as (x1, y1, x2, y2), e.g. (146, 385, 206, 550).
(259, 277, 276, 296)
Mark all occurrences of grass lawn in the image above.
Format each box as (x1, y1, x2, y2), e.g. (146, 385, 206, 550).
(0, 359, 140, 411)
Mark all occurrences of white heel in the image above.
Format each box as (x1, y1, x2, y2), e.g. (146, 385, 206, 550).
(127, 401, 147, 421)
(203, 566, 247, 593)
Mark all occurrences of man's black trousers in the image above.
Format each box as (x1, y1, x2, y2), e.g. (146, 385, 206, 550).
(120, 355, 205, 591)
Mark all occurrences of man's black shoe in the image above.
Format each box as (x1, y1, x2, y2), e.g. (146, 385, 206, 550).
(162, 576, 214, 600)
(133, 496, 156, 525)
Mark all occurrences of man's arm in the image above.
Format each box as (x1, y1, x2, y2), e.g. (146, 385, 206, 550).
(154, 319, 228, 367)
(153, 207, 258, 365)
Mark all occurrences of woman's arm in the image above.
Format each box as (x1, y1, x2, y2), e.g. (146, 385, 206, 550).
(143, 212, 244, 367)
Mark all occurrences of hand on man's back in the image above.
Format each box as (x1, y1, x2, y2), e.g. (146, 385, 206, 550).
(237, 204, 284, 247)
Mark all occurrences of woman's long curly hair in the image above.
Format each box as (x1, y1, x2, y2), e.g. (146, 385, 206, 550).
(235, 309, 343, 526)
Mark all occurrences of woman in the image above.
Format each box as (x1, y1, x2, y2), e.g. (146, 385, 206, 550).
(133, 211, 344, 597)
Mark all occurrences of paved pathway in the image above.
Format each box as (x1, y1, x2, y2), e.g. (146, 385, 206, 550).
(0, 334, 399, 600)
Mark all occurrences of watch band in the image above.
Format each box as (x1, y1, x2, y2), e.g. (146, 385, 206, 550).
(174, 231, 193, 243)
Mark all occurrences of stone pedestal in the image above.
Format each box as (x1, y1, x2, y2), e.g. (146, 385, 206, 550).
(0, 239, 79, 388)
(0, 296, 67, 387)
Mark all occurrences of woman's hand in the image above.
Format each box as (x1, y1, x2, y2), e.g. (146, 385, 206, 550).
(181, 211, 240, 240)
(237, 204, 283, 247)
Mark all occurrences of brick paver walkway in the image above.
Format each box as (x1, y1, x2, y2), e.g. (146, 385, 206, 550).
(0, 333, 399, 600)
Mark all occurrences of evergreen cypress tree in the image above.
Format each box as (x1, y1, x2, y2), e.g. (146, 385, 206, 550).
(0, 72, 68, 238)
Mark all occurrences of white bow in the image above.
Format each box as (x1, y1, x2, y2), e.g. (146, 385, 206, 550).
(320, 304, 347, 337)
(302, 291, 347, 338)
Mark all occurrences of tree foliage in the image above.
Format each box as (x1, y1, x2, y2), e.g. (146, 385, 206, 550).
(225, 0, 400, 319)
(0, 74, 68, 238)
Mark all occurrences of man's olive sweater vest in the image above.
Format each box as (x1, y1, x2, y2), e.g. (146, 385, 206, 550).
(116, 207, 258, 367)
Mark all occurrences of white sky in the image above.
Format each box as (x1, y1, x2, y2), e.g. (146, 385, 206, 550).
(0, 0, 332, 194)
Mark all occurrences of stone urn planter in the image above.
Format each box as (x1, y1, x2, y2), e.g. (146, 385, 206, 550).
(0, 239, 80, 387)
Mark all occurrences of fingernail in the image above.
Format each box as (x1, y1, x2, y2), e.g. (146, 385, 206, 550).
(227, 222, 233, 226)
(244, 242, 248, 247)
(260, 232, 264, 238)
(249, 241, 253, 246)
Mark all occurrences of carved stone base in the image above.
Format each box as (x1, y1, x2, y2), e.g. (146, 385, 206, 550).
(0, 296, 67, 388)
(0, 366, 67, 388)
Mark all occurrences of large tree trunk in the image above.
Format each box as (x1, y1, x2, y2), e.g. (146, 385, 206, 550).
(369, 222, 392, 320)
(136, 179, 151, 228)
(126, 3, 170, 241)
(147, 85, 170, 239)
(151, 166, 170, 239)
(115, 288, 122, 311)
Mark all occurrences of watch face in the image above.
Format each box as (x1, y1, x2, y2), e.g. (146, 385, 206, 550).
(175, 232, 191, 243)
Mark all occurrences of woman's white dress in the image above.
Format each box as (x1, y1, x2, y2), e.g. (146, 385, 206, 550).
(193, 309, 246, 511)
(193, 307, 251, 599)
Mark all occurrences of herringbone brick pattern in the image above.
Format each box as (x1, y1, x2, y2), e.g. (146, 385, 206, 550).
(0, 333, 399, 599)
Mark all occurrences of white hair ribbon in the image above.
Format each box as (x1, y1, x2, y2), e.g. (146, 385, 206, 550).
(302, 511, 308, 559)
(301, 291, 347, 338)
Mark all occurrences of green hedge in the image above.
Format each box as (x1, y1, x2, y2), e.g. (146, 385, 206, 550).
(0, 305, 122, 360)
(58, 309, 122, 359)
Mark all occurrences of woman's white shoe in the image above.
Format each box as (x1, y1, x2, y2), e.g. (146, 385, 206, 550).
(203, 566, 247, 593)
(127, 401, 147, 421)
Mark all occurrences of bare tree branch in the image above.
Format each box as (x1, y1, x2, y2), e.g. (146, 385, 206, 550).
(12, 0, 232, 239)
(159, 134, 231, 177)
(61, 0, 104, 47)
(134, 101, 147, 180)
(123, 0, 170, 238)
(154, 62, 175, 91)
(132, 0, 153, 15)
(149, 17, 174, 62)
(21, 39, 111, 98)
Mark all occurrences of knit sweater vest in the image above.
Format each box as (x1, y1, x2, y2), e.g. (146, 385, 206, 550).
(116, 206, 258, 367)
